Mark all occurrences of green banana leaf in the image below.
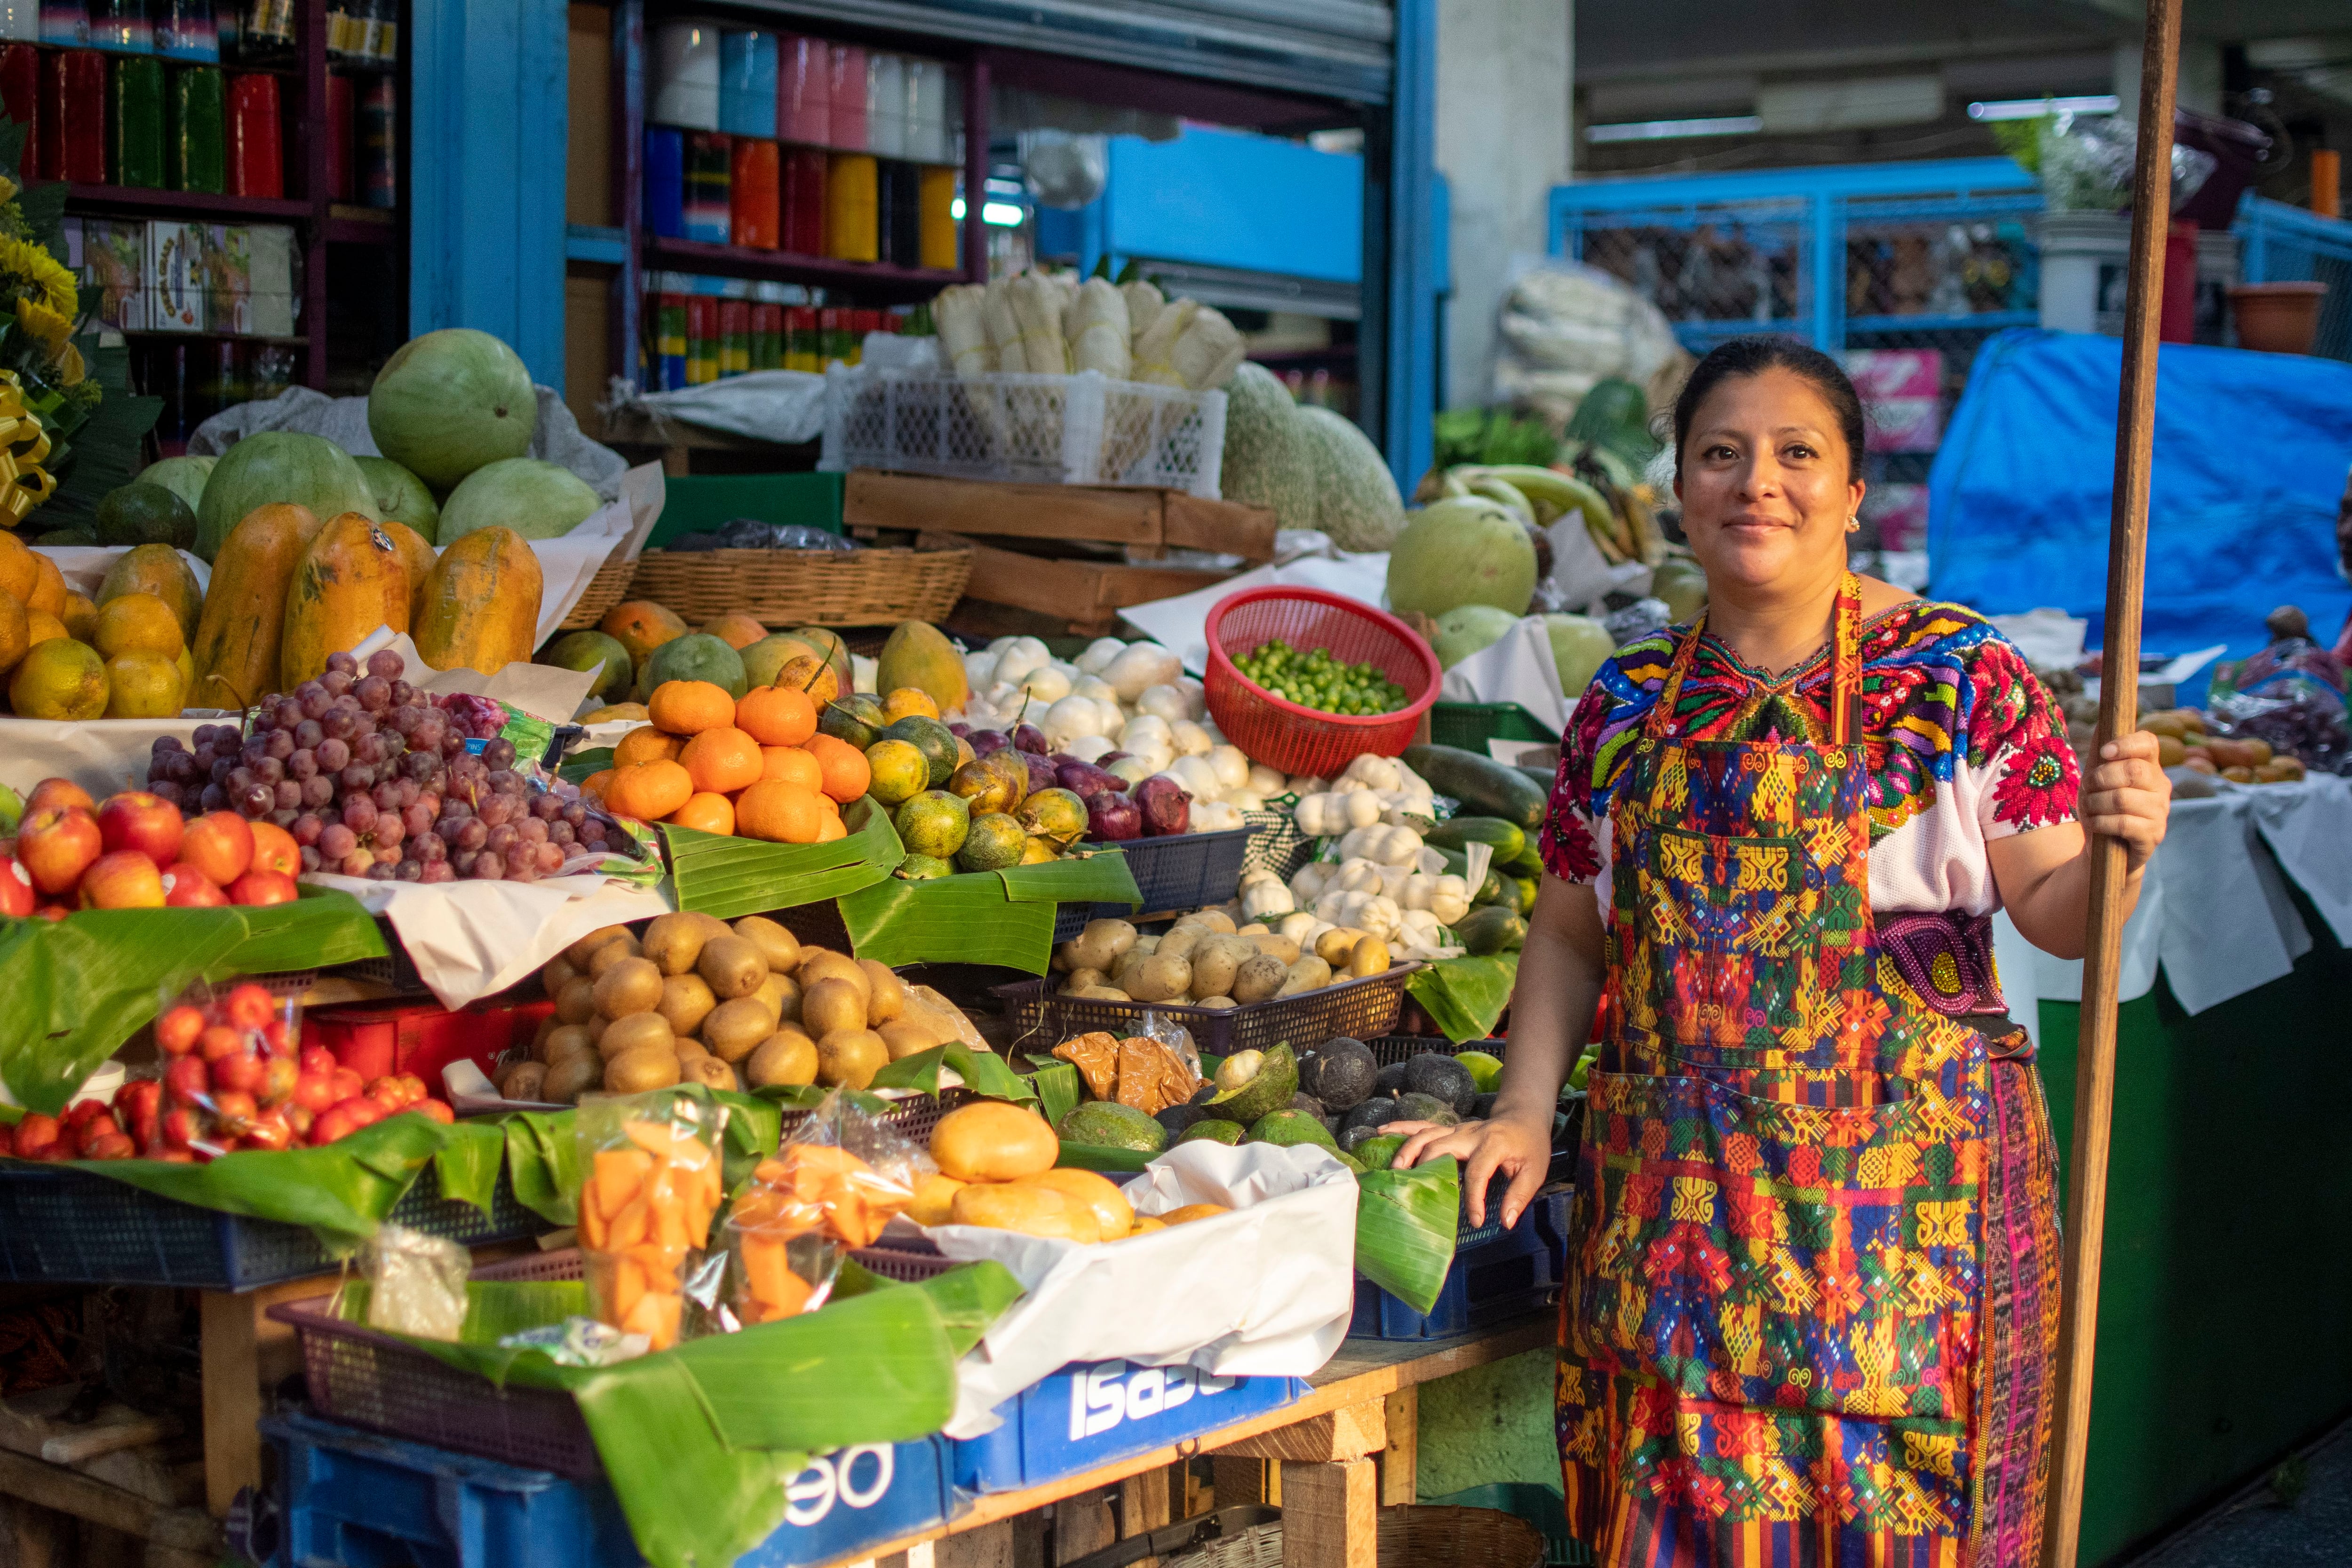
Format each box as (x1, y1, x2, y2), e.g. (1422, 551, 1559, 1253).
(661, 796, 902, 919)
(835, 1256, 1023, 1358)
(559, 746, 614, 783)
(867, 1042, 1037, 1105)
(495, 1111, 584, 1226)
(836, 852, 1141, 971)
(1406, 954, 1519, 1044)
(1354, 1154, 1461, 1315)
(69, 1115, 502, 1250)
(1027, 1060, 1081, 1130)
(0, 890, 387, 1113)
(1054, 1141, 1155, 1173)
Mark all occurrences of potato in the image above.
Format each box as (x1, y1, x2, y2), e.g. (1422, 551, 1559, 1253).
(540, 1052, 603, 1103)
(700, 997, 776, 1063)
(697, 934, 767, 1000)
(1125, 953, 1192, 1003)
(1237, 922, 1269, 935)
(1060, 965, 1107, 995)
(802, 977, 867, 1040)
(816, 1027, 888, 1089)
(540, 954, 577, 996)
(542, 1023, 595, 1065)
(528, 1016, 558, 1060)
(1188, 935, 1251, 1000)
(1195, 995, 1236, 1010)
(878, 1018, 941, 1060)
(585, 936, 642, 979)
(1066, 918, 1136, 974)
(657, 973, 718, 1037)
(585, 1012, 609, 1046)
(1276, 955, 1333, 997)
(858, 959, 906, 1024)
(746, 1027, 818, 1088)
(1111, 948, 1151, 989)
(599, 1011, 674, 1061)
(495, 1060, 547, 1100)
(1186, 908, 1236, 935)
(1247, 933, 1300, 966)
(1157, 925, 1207, 964)
(681, 1056, 739, 1091)
(565, 924, 633, 967)
(1347, 935, 1391, 978)
(1075, 986, 1133, 1001)
(639, 913, 710, 977)
(756, 971, 800, 1024)
(796, 949, 869, 1004)
(554, 976, 598, 1026)
(1315, 928, 1364, 966)
(732, 915, 802, 974)
(606, 1044, 683, 1093)
(1131, 934, 1161, 956)
(1232, 953, 1287, 1003)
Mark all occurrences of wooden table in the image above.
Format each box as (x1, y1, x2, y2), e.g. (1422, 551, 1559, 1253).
(837, 1313, 1556, 1568)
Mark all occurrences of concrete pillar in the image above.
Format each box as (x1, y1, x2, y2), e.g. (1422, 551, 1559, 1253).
(1434, 0, 1573, 410)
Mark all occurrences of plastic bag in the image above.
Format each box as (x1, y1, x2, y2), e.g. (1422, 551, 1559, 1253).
(2036, 112, 2217, 214)
(574, 1090, 728, 1351)
(2205, 606, 2350, 769)
(359, 1223, 470, 1341)
(664, 519, 857, 553)
(720, 1092, 924, 1327)
(152, 979, 306, 1159)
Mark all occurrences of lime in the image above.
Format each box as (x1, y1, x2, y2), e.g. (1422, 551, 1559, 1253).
(894, 789, 970, 860)
(954, 811, 1027, 872)
(1454, 1050, 1504, 1092)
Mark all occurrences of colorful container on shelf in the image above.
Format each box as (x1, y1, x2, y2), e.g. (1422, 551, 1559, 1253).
(948, 1358, 1308, 1493)
(729, 135, 777, 249)
(717, 27, 775, 139)
(649, 17, 718, 130)
(226, 69, 281, 196)
(683, 129, 729, 243)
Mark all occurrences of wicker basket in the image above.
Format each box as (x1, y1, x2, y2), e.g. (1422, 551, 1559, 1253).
(626, 543, 971, 627)
(555, 539, 640, 631)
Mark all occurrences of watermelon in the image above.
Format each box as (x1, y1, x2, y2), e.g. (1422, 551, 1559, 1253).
(1385, 497, 1538, 618)
(1296, 405, 1405, 550)
(355, 455, 443, 542)
(366, 328, 537, 490)
(136, 454, 214, 514)
(194, 431, 378, 563)
(437, 457, 601, 542)
(1218, 363, 1317, 532)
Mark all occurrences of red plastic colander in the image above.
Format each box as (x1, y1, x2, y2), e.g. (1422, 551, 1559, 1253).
(1202, 586, 1441, 777)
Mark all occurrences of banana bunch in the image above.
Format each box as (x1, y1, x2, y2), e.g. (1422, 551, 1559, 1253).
(1420, 462, 1667, 568)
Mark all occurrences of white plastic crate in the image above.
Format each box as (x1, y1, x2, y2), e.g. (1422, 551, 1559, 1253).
(819, 368, 1227, 497)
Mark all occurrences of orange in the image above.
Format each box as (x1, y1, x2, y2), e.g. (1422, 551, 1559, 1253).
(647, 679, 738, 736)
(0, 530, 34, 604)
(803, 732, 871, 804)
(581, 768, 615, 800)
(759, 745, 825, 792)
(699, 612, 766, 650)
(668, 790, 737, 835)
(880, 687, 938, 724)
(26, 551, 65, 616)
(734, 781, 825, 844)
(679, 725, 763, 794)
(614, 725, 685, 768)
(774, 654, 838, 705)
(817, 814, 847, 842)
(605, 759, 693, 822)
(736, 683, 817, 747)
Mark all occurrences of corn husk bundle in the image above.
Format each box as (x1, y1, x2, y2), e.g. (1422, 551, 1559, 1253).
(1070, 278, 1131, 379)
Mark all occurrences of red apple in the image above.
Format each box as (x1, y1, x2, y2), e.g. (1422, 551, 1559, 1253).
(24, 778, 94, 816)
(63, 1098, 110, 1131)
(209, 1089, 258, 1135)
(258, 1055, 298, 1106)
(309, 1107, 354, 1146)
(227, 870, 299, 907)
(116, 1080, 163, 1151)
(0, 852, 32, 918)
(84, 1133, 137, 1160)
(262, 1019, 296, 1059)
(79, 850, 166, 909)
(330, 1068, 364, 1103)
(199, 1025, 245, 1063)
(160, 864, 228, 907)
(410, 1099, 454, 1125)
(18, 806, 102, 896)
(301, 1046, 337, 1076)
(212, 1051, 266, 1096)
(285, 1104, 314, 1138)
(156, 1005, 206, 1057)
(72, 1113, 122, 1156)
(97, 792, 184, 870)
(292, 1072, 337, 1114)
(241, 1110, 294, 1151)
(179, 812, 254, 888)
(163, 1055, 210, 1105)
(224, 983, 274, 1031)
(340, 1097, 385, 1130)
(396, 1074, 428, 1104)
(12, 1113, 59, 1157)
(247, 821, 300, 878)
(160, 1106, 201, 1151)
(27, 1139, 73, 1162)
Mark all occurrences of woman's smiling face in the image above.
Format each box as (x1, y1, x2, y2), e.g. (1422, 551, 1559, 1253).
(1674, 366, 1867, 595)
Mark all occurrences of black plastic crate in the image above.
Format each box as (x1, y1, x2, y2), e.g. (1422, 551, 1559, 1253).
(997, 965, 1417, 1060)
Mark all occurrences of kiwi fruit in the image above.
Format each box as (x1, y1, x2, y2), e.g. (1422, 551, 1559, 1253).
(494, 1060, 547, 1100)
(687, 910, 732, 940)
(554, 976, 598, 1026)
(801, 977, 866, 1040)
(542, 1023, 595, 1065)
(586, 935, 643, 979)
(592, 955, 665, 1019)
(599, 1011, 674, 1061)
(877, 1018, 939, 1061)
(746, 1028, 818, 1088)
(796, 949, 868, 1003)
(815, 1027, 888, 1090)
(540, 954, 577, 996)
(529, 1014, 558, 1059)
(755, 971, 799, 1025)
(657, 973, 717, 1037)
(697, 934, 766, 1000)
(733, 915, 801, 974)
(639, 912, 709, 977)
(681, 1055, 739, 1091)
(858, 960, 906, 1024)
(700, 997, 776, 1063)
(585, 1012, 610, 1046)
(540, 1052, 602, 1103)
(566, 924, 633, 967)
(605, 1044, 683, 1093)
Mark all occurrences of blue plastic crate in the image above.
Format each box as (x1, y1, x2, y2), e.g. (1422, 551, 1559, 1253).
(263, 1410, 953, 1568)
(950, 1361, 1307, 1495)
(1348, 1189, 1568, 1341)
(0, 1162, 548, 1291)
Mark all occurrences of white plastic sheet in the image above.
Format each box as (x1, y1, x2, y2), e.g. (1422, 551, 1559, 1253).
(1438, 616, 1568, 734)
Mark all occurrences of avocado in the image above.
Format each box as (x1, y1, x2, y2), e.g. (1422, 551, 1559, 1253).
(1176, 1119, 1245, 1146)
(1454, 1050, 1504, 1092)
(1244, 1108, 1339, 1151)
(1470, 1091, 1499, 1120)
(1393, 1091, 1460, 1126)
(1203, 1042, 1298, 1126)
(95, 482, 198, 549)
(1335, 1150, 1365, 1173)
(1156, 1102, 1209, 1139)
(1339, 1100, 1406, 1151)
(1373, 1059, 1411, 1098)
(1057, 1100, 1168, 1153)
(1351, 1133, 1408, 1171)
(1403, 1054, 1478, 1117)
(1297, 1035, 1377, 1111)
(1288, 1091, 1327, 1120)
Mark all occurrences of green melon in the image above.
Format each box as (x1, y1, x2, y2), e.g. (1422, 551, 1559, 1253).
(438, 458, 601, 543)
(1219, 363, 1317, 533)
(1384, 496, 1538, 618)
(1297, 405, 1405, 550)
(95, 482, 198, 549)
(539, 629, 634, 700)
(1057, 1101, 1168, 1154)
(135, 454, 214, 514)
(633, 631, 746, 700)
(366, 328, 537, 490)
(355, 455, 443, 542)
(194, 431, 379, 563)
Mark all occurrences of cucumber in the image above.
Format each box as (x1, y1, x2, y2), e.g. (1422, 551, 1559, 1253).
(1405, 744, 1549, 831)
(1456, 905, 1526, 955)
(1510, 876, 1537, 914)
(1427, 816, 1527, 861)
(1499, 843, 1544, 879)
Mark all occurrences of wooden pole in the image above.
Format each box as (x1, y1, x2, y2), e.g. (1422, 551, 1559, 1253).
(2042, 0, 2182, 1562)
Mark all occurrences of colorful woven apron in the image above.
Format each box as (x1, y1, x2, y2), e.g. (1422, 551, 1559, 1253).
(1559, 577, 2001, 1565)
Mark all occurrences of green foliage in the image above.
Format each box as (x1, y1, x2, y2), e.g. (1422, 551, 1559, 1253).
(1433, 406, 1558, 470)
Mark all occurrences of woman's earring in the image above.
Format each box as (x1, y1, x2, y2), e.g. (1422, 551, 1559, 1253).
(1845, 515, 1860, 533)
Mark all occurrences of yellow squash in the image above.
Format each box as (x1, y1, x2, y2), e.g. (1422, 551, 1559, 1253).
(281, 512, 410, 687)
(413, 525, 542, 674)
(190, 502, 324, 710)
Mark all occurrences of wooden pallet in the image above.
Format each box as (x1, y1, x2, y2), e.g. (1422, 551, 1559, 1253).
(0, 1386, 218, 1568)
(842, 471, 1277, 564)
(914, 530, 1240, 637)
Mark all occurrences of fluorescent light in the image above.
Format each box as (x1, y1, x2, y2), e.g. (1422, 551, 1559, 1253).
(1585, 114, 1762, 144)
(981, 202, 1025, 227)
(1968, 95, 2119, 120)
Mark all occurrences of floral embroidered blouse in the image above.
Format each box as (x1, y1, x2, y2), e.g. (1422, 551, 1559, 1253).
(1541, 599, 2081, 919)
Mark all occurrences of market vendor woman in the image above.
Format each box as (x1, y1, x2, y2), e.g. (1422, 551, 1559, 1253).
(1395, 338, 2172, 1566)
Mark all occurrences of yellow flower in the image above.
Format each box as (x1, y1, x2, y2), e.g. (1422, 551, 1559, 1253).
(0, 176, 18, 205)
(55, 343, 82, 387)
(0, 236, 75, 320)
(15, 298, 68, 351)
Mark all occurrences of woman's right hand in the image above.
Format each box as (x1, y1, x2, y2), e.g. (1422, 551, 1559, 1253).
(1388, 1109, 1553, 1228)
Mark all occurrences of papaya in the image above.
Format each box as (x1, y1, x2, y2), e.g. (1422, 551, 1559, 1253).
(190, 503, 325, 710)
(280, 513, 410, 687)
(98, 542, 204, 643)
(380, 518, 439, 625)
(875, 620, 969, 713)
(413, 525, 542, 675)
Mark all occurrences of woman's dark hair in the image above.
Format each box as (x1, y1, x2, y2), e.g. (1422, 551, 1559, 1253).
(1670, 337, 1866, 480)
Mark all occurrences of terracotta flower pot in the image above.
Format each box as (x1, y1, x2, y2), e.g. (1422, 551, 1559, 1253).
(2228, 281, 2328, 355)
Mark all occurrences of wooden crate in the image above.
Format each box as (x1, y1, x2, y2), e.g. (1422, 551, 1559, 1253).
(916, 530, 1239, 637)
(843, 471, 1276, 563)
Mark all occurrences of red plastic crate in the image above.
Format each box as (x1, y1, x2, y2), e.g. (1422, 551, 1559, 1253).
(305, 998, 556, 1101)
(1202, 587, 1441, 777)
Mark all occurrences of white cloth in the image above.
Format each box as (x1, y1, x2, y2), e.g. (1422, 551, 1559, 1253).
(1439, 616, 1567, 730)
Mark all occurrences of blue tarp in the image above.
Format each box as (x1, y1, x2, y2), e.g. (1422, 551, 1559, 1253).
(1927, 329, 2352, 686)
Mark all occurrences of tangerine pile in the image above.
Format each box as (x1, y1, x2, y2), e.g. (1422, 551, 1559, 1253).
(586, 678, 869, 845)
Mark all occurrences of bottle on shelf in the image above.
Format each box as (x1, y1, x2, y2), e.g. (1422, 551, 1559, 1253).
(362, 0, 393, 66)
(776, 32, 823, 144)
(643, 125, 683, 239)
(682, 130, 729, 244)
(881, 159, 919, 268)
(717, 27, 773, 139)
(650, 280, 686, 389)
(749, 285, 783, 370)
(904, 58, 946, 165)
(729, 135, 776, 250)
(154, 0, 219, 61)
(166, 60, 224, 192)
(823, 42, 862, 150)
(717, 294, 748, 377)
(224, 68, 280, 195)
(917, 165, 956, 271)
(43, 48, 107, 183)
(90, 0, 155, 54)
(783, 302, 817, 371)
(863, 52, 901, 159)
(358, 72, 392, 207)
(649, 18, 718, 131)
(823, 152, 875, 263)
(683, 292, 716, 384)
(235, 0, 296, 69)
(324, 0, 360, 63)
(109, 54, 167, 188)
(0, 44, 38, 171)
(779, 144, 823, 255)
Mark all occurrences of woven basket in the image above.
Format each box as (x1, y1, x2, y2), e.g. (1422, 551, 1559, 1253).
(556, 540, 640, 631)
(626, 543, 971, 627)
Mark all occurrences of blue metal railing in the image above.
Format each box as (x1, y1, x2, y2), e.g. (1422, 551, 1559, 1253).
(2233, 196, 2352, 362)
